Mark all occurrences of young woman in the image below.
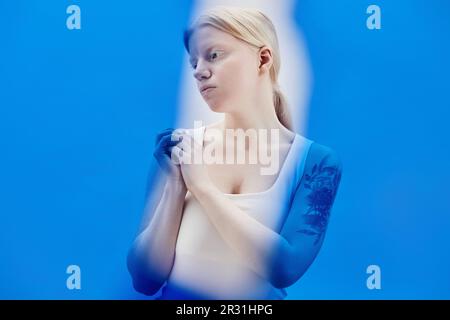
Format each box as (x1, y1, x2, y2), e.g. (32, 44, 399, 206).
(127, 6, 343, 299)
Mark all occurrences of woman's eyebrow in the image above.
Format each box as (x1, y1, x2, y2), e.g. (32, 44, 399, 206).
(204, 44, 223, 51)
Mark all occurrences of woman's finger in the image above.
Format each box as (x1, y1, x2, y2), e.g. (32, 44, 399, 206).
(156, 134, 182, 157)
(155, 128, 175, 145)
(170, 145, 184, 165)
(177, 135, 193, 155)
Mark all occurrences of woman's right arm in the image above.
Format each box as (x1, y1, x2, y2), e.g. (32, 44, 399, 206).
(127, 128, 186, 296)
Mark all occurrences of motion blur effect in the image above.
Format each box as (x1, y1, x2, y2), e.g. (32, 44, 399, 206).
(0, 0, 449, 299)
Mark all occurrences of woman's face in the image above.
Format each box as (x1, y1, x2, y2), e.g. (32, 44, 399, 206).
(188, 25, 261, 113)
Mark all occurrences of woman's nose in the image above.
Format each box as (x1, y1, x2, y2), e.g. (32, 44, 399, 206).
(193, 63, 211, 81)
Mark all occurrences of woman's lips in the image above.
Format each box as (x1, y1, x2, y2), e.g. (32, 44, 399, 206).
(201, 87, 216, 94)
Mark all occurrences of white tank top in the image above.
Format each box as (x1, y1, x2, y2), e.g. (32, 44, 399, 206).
(160, 126, 314, 299)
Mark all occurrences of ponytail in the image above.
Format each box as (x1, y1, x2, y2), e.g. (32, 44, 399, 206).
(273, 84, 293, 131)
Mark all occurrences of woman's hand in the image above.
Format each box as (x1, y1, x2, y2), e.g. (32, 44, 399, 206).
(171, 132, 214, 194)
(153, 128, 185, 184)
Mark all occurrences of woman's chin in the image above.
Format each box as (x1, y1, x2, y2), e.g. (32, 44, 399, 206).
(207, 103, 226, 113)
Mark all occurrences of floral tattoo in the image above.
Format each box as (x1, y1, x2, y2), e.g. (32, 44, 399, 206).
(296, 154, 342, 245)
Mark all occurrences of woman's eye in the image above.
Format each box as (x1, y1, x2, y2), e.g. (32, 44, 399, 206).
(190, 51, 219, 69)
(209, 52, 219, 61)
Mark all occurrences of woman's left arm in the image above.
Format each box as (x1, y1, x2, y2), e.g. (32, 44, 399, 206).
(268, 143, 342, 288)
(177, 138, 342, 288)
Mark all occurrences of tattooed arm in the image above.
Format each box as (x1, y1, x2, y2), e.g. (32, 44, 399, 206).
(189, 142, 342, 289)
(268, 143, 343, 288)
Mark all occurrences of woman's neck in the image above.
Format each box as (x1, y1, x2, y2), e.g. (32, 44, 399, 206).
(208, 112, 295, 150)
(223, 114, 277, 131)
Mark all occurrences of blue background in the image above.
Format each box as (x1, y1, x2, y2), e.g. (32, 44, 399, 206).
(1, 0, 449, 299)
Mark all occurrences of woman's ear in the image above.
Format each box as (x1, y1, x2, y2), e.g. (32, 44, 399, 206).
(258, 46, 273, 73)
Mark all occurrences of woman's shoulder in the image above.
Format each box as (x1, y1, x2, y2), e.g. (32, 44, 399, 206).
(302, 140, 343, 173)
(289, 139, 343, 200)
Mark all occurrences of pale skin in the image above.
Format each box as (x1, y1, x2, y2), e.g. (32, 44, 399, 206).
(127, 25, 343, 295)
(180, 25, 296, 195)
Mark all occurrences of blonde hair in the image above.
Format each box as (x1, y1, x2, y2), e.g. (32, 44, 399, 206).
(183, 6, 293, 131)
